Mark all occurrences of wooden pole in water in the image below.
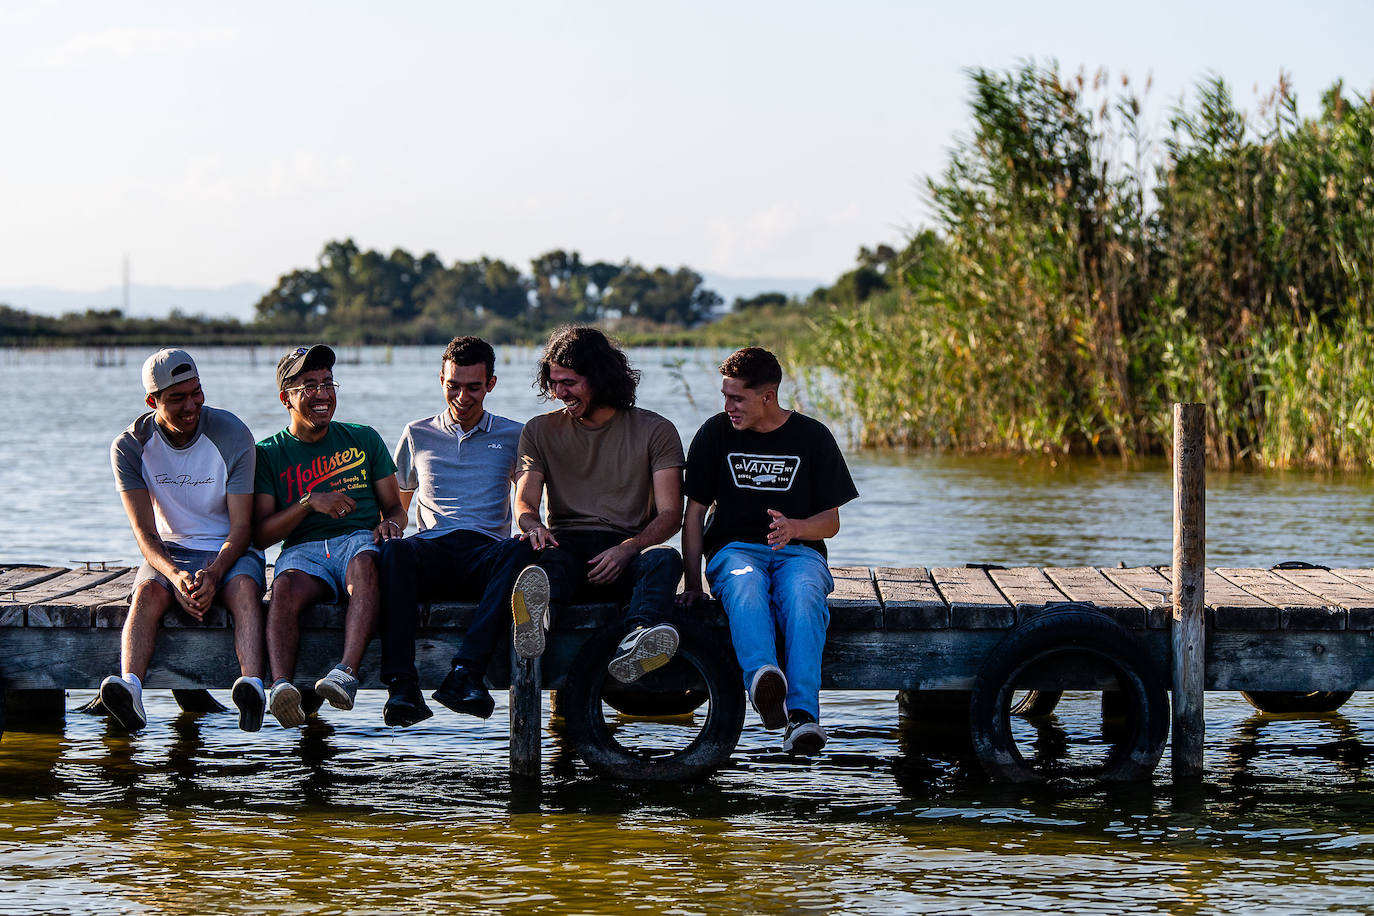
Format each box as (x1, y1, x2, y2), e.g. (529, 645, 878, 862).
(1171, 403, 1206, 778)
(509, 652, 541, 780)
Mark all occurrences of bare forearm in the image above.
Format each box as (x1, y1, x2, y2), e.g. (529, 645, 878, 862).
(632, 508, 681, 550)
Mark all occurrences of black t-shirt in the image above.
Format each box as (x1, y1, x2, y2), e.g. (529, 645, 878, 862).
(685, 411, 859, 560)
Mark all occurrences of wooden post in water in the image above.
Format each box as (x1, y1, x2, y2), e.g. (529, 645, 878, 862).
(509, 651, 541, 780)
(1171, 403, 1206, 778)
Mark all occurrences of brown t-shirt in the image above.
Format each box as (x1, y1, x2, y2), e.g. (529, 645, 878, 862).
(518, 407, 685, 537)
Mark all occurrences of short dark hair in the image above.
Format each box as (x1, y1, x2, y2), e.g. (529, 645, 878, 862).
(537, 326, 639, 410)
(442, 336, 496, 378)
(719, 347, 782, 389)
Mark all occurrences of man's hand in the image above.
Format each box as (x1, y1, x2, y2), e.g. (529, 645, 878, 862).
(587, 541, 638, 585)
(372, 518, 404, 544)
(308, 491, 356, 519)
(170, 569, 208, 620)
(520, 523, 559, 550)
(675, 589, 709, 609)
(187, 567, 221, 612)
(766, 509, 799, 550)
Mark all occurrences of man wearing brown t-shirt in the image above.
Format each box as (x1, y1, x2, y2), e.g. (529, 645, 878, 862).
(512, 326, 685, 682)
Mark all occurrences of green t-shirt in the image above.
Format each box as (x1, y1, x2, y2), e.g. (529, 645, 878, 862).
(255, 421, 397, 549)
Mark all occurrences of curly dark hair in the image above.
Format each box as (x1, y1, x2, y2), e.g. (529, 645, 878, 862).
(442, 336, 496, 377)
(719, 346, 782, 389)
(537, 326, 639, 410)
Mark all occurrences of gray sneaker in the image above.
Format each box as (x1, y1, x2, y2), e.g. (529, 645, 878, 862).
(607, 623, 679, 684)
(100, 674, 147, 731)
(749, 665, 788, 730)
(511, 565, 551, 659)
(269, 680, 307, 728)
(314, 665, 359, 710)
(782, 718, 827, 756)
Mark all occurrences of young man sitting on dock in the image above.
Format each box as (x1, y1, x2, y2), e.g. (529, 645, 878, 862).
(377, 336, 533, 726)
(253, 345, 407, 727)
(512, 326, 685, 681)
(104, 348, 268, 732)
(678, 347, 858, 755)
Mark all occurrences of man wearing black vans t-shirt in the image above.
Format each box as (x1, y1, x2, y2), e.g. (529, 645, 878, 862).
(678, 347, 858, 756)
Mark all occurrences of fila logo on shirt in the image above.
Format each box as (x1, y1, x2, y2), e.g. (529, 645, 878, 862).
(727, 453, 800, 491)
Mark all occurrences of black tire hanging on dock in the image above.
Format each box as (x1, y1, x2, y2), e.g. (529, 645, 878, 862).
(600, 682, 709, 718)
(561, 625, 745, 782)
(969, 607, 1169, 784)
(1240, 690, 1354, 714)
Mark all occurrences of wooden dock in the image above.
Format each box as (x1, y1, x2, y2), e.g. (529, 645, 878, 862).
(3, 560, 1372, 783)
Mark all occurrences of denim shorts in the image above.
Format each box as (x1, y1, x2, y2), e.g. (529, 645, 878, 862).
(133, 545, 267, 595)
(275, 529, 379, 602)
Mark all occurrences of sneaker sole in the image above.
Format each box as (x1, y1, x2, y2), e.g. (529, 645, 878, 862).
(784, 725, 827, 756)
(607, 627, 679, 684)
(232, 681, 265, 732)
(100, 680, 146, 731)
(511, 566, 550, 659)
(314, 677, 356, 710)
(751, 669, 788, 730)
(269, 683, 307, 728)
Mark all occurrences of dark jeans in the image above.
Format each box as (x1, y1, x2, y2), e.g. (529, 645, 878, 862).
(379, 529, 535, 683)
(536, 529, 682, 631)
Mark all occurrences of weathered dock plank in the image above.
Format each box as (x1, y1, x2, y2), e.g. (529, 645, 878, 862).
(0, 566, 66, 594)
(930, 567, 1014, 629)
(28, 570, 137, 627)
(1271, 567, 1374, 630)
(1101, 566, 1172, 628)
(874, 567, 948, 630)
(1216, 567, 1345, 631)
(1043, 567, 1148, 629)
(1156, 567, 1281, 630)
(1329, 569, 1374, 630)
(988, 567, 1069, 622)
(827, 566, 882, 630)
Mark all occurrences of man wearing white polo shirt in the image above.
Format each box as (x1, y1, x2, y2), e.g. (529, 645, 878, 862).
(104, 348, 268, 732)
(378, 336, 534, 726)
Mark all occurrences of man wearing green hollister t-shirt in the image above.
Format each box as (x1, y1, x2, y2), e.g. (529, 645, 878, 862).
(253, 345, 407, 728)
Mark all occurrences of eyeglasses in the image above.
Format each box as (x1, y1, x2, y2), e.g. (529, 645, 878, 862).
(285, 381, 340, 396)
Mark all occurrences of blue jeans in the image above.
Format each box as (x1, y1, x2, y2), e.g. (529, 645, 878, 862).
(705, 542, 833, 720)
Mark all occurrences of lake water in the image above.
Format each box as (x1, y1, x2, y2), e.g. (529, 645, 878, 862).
(3, 345, 1374, 913)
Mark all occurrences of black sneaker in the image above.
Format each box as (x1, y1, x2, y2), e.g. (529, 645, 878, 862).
(232, 676, 266, 732)
(782, 712, 827, 756)
(384, 679, 434, 728)
(432, 665, 495, 719)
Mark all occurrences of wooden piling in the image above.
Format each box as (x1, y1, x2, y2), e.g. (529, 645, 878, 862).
(1171, 403, 1206, 778)
(509, 652, 541, 779)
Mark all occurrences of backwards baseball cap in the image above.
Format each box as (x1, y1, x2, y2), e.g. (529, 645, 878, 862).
(142, 348, 199, 396)
(275, 344, 336, 391)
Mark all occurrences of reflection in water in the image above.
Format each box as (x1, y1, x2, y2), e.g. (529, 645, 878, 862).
(2, 691, 1374, 912)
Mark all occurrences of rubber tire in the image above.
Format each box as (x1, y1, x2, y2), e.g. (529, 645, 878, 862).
(1009, 689, 1063, 718)
(1241, 690, 1354, 714)
(969, 607, 1169, 784)
(562, 625, 746, 782)
(600, 682, 709, 718)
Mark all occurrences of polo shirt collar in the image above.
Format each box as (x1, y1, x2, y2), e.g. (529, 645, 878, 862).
(441, 409, 493, 439)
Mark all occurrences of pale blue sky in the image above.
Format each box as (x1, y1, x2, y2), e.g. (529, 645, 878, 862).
(1, 0, 1369, 291)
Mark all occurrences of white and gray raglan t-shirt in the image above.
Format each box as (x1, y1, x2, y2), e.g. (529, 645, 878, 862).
(110, 406, 256, 551)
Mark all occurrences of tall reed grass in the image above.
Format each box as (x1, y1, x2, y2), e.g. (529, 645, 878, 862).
(803, 64, 1374, 469)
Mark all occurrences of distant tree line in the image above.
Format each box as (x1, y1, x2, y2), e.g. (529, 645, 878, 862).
(253, 240, 725, 343)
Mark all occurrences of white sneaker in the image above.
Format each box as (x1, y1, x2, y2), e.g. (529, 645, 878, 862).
(314, 665, 359, 710)
(749, 665, 788, 730)
(511, 565, 551, 659)
(782, 718, 827, 756)
(100, 674, 146, 731)
(268, 680, 306, 728)
(232, 676, 266, 732)
(607, 623, 679, 684)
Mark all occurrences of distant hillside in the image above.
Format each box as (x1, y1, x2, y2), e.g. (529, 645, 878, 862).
(0, 283, 267, 321)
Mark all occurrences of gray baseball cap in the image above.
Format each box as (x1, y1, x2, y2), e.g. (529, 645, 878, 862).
(275, 344, 336, 391)
(142, 348, 199, 395)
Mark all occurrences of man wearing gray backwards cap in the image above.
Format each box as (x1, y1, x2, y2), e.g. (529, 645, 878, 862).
(252, 344, 407, 727)
(105, 348, 269, 733)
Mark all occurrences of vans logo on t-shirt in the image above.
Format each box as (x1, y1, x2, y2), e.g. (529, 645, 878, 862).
(727, 453, 800, 491)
